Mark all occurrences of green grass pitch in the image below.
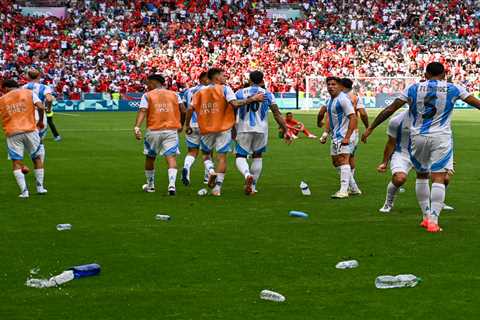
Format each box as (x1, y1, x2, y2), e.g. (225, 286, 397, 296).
(1, 110, 479, 319)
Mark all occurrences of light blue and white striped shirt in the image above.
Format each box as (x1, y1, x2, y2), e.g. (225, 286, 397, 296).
(22, 82, 52, 103)
(183, 84, 206, 128)
(235, 85, 275, 134)
(387, 110, 411, 156)
(398, 80, 470, 136)
(326, 91, 355, 141)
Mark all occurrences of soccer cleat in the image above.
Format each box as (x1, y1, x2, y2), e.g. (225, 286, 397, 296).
(168, 186, 176, 196)
(427, 222, 443, 233)
(443, 204, 454, 211)
(37, 187, 48, 195)
(307, 134, 317, 139)
(348, 188, 362, 196)
(142, 184, 155, 193)
(18, 190, 29, 198)
(331, 191, 349, 199)
(419, 218, 429, 229)
(379, 203, 393, 213)
(211, 186, 221, 197)
(54, 136, 62, 142)
(207, 172, 217, 189)
(244, 175, 254, 195)
(181, 168, 190, 186)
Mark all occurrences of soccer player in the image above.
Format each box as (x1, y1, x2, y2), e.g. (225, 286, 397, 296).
(0, 80, 47, 198)
(377, 109, 455, 213)
(185, 68, 264, 196)
(234, 71, 290, 195)
(362, 62, 480, 232)
(181, 71, 210, 186)
(319, 77, 358, 199)
(284, 112, 316, 139)
(23, 69, 62, 144)
(134, 74, 185, 195)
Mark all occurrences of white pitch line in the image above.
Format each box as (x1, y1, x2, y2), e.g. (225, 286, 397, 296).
(60, 128, 132, 132)
(55, 112, 82, 117)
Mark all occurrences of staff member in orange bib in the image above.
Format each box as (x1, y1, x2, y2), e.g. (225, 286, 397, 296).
(0, 80, 47, 198)
(185, 68, 264, 196)
(134, 74, 186, 196)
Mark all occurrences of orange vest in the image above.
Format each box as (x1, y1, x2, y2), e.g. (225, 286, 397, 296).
(0, 89, 37, 137)
(146, 88, 181, 130)
(192, 85, 234, 134)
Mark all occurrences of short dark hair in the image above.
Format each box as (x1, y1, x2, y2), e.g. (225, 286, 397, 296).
(249, 71, 264, 85)
(199, 71, 208, 80)
(2, 80, 19, 89)
(326, 76, 341, 84)
(426, 62, 445, 77)
(147, 74, 165, 84)
(286, 112, 293, 116)
(27, 69, 41, 80)
(207, 68, 223, 80)
(340, 78, 353, 89)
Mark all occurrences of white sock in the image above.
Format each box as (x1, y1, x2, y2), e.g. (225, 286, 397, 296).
(235, 157, 250, 179)
(145, 170, 155, 188)
(430, 183, 445, 224)
(416, 179, 430, 219)
(251, 158, 263, 185)
(39, 144, 45, 163)
(168, 168, 177, 188)
(216, 173, 225, 187)
(339, 165, 351, 193)
(204, 159, 215, 175)
(385, 181, 399, 206)
(183, 155, 195, 172)
(34, 168, 44, 190)
(349, 168, 359, 191)
(13, 169, 27, 193)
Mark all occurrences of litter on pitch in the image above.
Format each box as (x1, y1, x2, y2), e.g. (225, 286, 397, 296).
(260, 289, 286, 302)
(26, 263, 101, 288)
(335, 260, 359, 269)
(289, 210, 309, 219)
(375, 274, 422, 289)
(197, 188, 208, 196)
(155, 214, 171, 221)
(56, 223, 72, 231)
(300, 181, 311, 196)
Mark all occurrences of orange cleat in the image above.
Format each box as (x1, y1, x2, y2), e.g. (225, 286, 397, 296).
(427, 222, 443, 233)
(244, 175, 254, 195)
(420, 218, 429, 229)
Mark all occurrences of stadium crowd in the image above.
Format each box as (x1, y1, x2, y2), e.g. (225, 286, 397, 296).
(0, 0, 479, 99)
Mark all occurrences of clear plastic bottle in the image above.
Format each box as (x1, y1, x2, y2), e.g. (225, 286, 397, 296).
(155, 214, 171, 221)
(300, 181, 311, 196)
(56, 224, 72, 231)
(260, 289, 286, 302)
(375, 274, 422, 289)
(335, 260, 359, 269)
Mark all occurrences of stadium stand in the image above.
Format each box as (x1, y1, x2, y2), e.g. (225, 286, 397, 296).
(0, 0, 479, 99)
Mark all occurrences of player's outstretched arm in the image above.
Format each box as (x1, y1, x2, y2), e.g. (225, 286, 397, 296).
(134, 109, 146, 140)
(34, 101, 45, 129)
(317, 106, 326, 128)
(270, 103, 290, 143)
(377, 136, 396, 173)
(362, 98, 405, 143)
(358, 108, 369, 129)
(179, 102, 186, 132)
(463, 95, 480, 110)
(230, 93, 264, 108)
(45, 93, 54, 113)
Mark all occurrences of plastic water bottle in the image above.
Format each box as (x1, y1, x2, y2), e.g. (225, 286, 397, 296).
(288, 210, 308, 219)
(260, 289, 286, 302)
(335, 260, 359, 269)
(155, 214, 171, 221)
(375, 274, 422, 289)
(197, 188, 208, 196)
(68, 263, 101, 279)
(56, 224, 72, 231)
(300, 181, 311, 196)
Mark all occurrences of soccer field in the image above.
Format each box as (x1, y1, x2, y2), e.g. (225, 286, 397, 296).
(1, 111, 479, 320)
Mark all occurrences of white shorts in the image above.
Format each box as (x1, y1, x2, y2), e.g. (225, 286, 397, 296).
(235, 132, 268, 156)
(330, 135, 356, 156)
(409, 134, 453, 173)
(200, 129, 232, 154)
(6, 131, 42, 161)
(144, 130, 179, 157)
(186, 127, 201, 149)
(390, 152, 413, 175)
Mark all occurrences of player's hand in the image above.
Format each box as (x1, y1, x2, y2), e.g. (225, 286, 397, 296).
(134, 126, 142, 140)
(377, 162, 388, 173)
(341, 137, 350, 146)
(319, 132, 328, 144)
(177, 127, 183, 133)
(185, 127, 193, 135)
(361, 128, 372, 143)
(37, 121, 45, 130)
(250, 93, 264, 102)
(283, 129, 293, 144)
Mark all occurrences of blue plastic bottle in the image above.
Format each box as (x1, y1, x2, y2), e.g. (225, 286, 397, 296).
(68, 263, 101, 279)
(288, 211, 309, 219)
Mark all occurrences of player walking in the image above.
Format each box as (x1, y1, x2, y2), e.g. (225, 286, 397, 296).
(181, 71, 210, 186)
(319, 77, 358, 199)
(134, 74, 185, 195)
(363, 62, 480, 232)
(234, 71, 290, 195)
(0, 80, 47, 198)
(185, 68, 264, 196)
